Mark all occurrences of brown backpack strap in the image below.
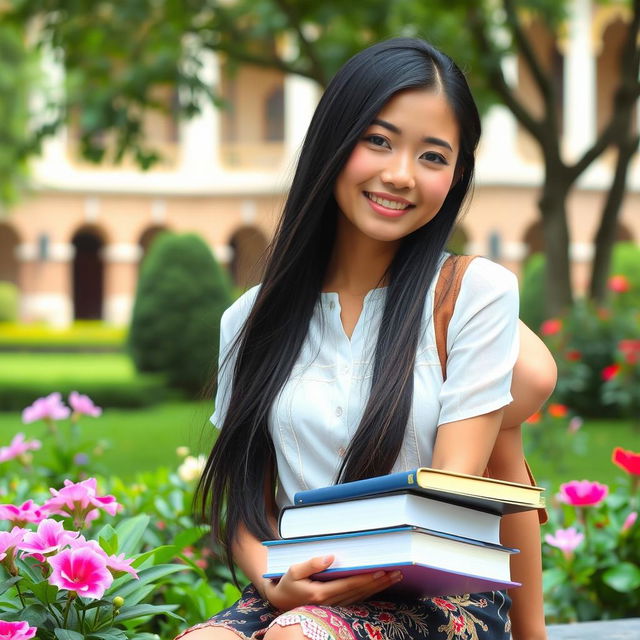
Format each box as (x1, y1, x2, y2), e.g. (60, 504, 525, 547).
(434, 254, 548, 524)
(434, 254, 477, 381)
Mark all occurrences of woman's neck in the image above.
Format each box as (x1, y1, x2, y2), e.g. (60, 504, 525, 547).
(323, 218, 400, 296)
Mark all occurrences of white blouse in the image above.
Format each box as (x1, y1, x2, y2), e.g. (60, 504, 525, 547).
(212, 256, 519, 508)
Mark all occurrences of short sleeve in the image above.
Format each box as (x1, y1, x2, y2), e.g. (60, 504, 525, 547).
(437, 258, 519, 426)
(210, 286, 260, 428)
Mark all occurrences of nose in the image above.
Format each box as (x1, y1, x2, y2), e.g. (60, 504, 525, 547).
(380, 151, 416, 190)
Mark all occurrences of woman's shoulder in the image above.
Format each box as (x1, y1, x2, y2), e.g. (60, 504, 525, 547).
(220, 284, 261, 333)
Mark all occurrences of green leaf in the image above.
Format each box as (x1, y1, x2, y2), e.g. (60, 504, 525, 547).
(26, 579, 59, 605)
(113, 514, 150, 555)
(97, 524, 119, 556)
(54, 629, 85, 640)
(114, 603, 182, 622)
(173, 526, 206, 550)
(110, 564, 185, 599)
(602, 562, 640, 592)
(0, 576, 22, 595)
(88, 630, 128, 640)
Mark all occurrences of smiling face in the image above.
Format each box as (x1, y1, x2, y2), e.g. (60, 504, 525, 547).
(334, 88, 460, 247)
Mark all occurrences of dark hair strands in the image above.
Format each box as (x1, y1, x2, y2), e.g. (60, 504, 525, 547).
(195, 38, 481, 582)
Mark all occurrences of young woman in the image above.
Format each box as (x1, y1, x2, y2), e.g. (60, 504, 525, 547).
(180, 38, 555, 640)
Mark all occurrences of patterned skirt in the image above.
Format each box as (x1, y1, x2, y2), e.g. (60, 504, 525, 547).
(176, 584, 512, 640)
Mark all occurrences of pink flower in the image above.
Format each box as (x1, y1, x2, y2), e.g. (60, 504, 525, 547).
(545, 527, 584, 554)
(68, 536, 138, 579)
(558, 480, 609, 507)
(0, 620, 37, 640)
(608, 274, 631, 293)
(0, 527, 28, 564)
(0, 433, 41, 463)
(69, 391, 102, 418)
(48, 546, 113, 599)
(622, 511, 637, 533)
(540, 318, 562, 336)
(18, 519, 79, 562)
(21, 392, 70, 424)
(0, 500, 45, 526)
(43, 478, 120, 527)
(568, 417, 583, 433)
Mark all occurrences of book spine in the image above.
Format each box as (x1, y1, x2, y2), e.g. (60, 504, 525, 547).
(294, 470, 416, 504)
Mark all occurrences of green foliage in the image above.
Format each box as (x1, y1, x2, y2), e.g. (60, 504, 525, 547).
(128, 233, 233, 393)
(519, 252, 546, 332)
(0, 282, 18, 322)
(610, 242, 640, 310)
(542, 294, 640, 418)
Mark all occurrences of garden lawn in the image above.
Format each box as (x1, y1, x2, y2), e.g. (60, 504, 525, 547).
(0, 400, 215, 479)
(525, 417, 639, 488)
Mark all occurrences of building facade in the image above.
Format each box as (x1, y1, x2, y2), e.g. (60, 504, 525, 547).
(0, 0, 638, 326)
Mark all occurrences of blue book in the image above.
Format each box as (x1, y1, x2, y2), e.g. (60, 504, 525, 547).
(263, 526, 519, 597)
(293, 467, 545, 514)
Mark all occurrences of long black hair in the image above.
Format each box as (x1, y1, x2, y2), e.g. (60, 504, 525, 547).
(196, 38, 481, 579)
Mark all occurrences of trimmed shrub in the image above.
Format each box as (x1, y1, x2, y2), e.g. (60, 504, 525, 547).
(519, 252, 546, 332)
(128, 232, 233, 393)
(611, 242, 640, 310)
(0, 281, 18, 322)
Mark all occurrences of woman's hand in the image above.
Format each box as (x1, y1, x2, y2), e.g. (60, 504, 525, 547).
(261, 555, 403, 610)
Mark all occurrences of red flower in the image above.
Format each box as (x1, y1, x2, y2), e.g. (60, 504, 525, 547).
(363, 622, 383, 640)
(608, 275, 631, 293)
(453, 615, 466, 633)
(540, 318, 562, 336)
(432, 597, 457, 611)
(548, 404, 568, 418)
(612, 447, 640, 476)
(618, 339, 640, 365)
(376, 612, 395, 623)
(525, 412, 542, 425)
(565, 350, 582, 362)
(601, 364, 621, 381)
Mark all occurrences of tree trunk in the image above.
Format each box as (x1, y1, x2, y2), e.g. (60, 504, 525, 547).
(539, 181, 573, 316)
(590, 135, 640, 303)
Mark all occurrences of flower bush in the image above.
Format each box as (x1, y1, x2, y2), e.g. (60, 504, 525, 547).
(0, 396, 242, 639)
(541, 447, 640, 622)
(541, 278, 640, 418)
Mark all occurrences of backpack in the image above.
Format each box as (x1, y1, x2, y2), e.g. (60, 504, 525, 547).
(434, 254, 548, 524)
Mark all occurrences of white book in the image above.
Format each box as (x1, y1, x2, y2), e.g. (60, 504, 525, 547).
(264, 526, 519, 597)
(279, 492, 501, 543)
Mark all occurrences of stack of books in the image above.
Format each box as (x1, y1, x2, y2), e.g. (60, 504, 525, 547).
(262, 467, 546, 597)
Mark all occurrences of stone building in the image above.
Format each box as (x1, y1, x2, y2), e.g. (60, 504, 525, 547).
(0, 0, 638, 326)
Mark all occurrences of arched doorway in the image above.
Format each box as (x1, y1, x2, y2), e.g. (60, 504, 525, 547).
(0, 223, 20, 285)
(72, 227, 105, 320)
(229, 226, 269, 289)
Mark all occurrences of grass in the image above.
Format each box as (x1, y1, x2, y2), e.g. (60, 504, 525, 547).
(0, 321, 125, 349)
(0, 400, 215, 479)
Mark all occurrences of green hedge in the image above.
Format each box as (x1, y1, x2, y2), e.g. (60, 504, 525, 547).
(0, 377, 174, 412)
(0, 321, 125, 351)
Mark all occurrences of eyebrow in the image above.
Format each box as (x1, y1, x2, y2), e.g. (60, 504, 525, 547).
(371, 118, 454, 152)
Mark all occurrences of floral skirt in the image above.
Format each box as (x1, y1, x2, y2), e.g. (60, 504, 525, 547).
(176, 584, 512, 640)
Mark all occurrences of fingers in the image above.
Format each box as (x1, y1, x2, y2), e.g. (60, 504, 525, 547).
(324, 570, 404, 606)
(287, 555, 334, 581)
